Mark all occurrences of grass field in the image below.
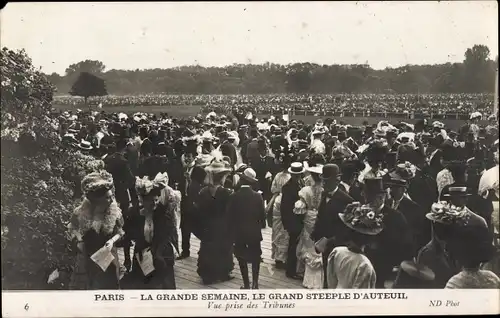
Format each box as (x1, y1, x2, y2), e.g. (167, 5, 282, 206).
(52, 104, 484, 131)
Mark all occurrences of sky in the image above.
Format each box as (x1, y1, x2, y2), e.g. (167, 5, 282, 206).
(1, 1, 498, 75)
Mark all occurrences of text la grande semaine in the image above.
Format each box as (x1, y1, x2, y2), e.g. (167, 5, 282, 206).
(95, 292, 408, 302)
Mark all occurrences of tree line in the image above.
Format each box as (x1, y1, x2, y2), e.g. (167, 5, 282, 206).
(47, 44, 497, 96)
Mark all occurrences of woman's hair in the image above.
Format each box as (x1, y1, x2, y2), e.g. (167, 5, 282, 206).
(212, 172, 228, 186)
(310, 172, 322, 183)
(191, 166, 207, 184)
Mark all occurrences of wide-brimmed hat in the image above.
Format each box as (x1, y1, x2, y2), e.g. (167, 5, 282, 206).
(320, 164, 341, 180)
(426, 201, 468, 224)
(339, 202, 384, 235)
(288, 162, 305, 174)
(306, 165, 323, 175)
(81, 170, 114, 195)
(205, 161, 232, 175)
(442, 186, 472, 198)
(239, 167, 258, 183)
(399, 260, 435, 281)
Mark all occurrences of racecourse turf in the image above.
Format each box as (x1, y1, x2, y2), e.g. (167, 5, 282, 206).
(52, 104, 484, 131)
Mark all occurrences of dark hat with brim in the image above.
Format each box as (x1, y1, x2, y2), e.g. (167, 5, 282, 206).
(363, 177, 386, 194)
(321, 163, 341, 180)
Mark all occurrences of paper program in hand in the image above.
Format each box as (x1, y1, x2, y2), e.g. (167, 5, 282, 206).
(90, 246, 115, 272)
(136, 248, 155, 276)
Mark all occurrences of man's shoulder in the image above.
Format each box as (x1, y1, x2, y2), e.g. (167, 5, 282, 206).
(334, 189, 354, 202)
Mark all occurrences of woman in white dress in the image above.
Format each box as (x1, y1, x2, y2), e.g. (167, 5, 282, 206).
(294, 165, 324, 289)
(270, 162, 292, 269)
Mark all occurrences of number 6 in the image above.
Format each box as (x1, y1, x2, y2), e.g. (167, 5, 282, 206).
(25, 303, 29, 311)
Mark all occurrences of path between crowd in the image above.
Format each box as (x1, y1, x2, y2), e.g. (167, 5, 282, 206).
(117, 226, 305, 289)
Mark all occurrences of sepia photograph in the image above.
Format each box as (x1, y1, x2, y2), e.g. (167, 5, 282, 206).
(1, 1, 499, 316)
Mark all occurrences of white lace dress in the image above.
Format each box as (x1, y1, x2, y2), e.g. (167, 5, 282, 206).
(294, 184, 324, 289)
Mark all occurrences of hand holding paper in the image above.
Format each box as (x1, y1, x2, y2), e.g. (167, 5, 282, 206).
(90, 246, 115, 272)
(136, 248, 155, 276)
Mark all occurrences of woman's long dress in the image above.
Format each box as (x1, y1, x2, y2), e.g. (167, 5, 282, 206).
(195, 186, 234, 283)
(122, 188, 179, 289)
(294, 185, 324, 289)
(68, 201, 124, 290)
(271, 171, 291, 263)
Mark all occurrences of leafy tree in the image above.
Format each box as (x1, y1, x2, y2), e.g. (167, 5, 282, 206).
(48, 45, 496, 95)
(1, 47, 87, 289)
(69, 72, 108, 108)
(65, 59, 105, 77)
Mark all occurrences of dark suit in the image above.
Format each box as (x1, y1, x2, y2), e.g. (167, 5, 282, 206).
(250, 155, 276, 202)
(220, 141, 238, 167)
(182, 180, 203, 253)
(365, 206, 414, 288)
(311, 188, 354, 287)
(138, 155, 169, 180)
(396, 196, 428, 255)
(246, 139, 260, 165)
(104, 152, 138, 213)
(227, 186, 266, 263)
(280, 178, 304, 276)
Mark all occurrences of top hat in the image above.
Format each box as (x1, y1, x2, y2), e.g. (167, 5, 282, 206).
(363, 177, 386, 194)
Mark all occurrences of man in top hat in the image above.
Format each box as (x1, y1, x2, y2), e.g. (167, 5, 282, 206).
(243, 127, 260, 165)
(383, 163, 428, 255)
(227, 168, 266, 289)
(362, 177, 414, 288)
(311, 163, 354, 288)
(102, 136, 139, 272)
(280, 162, 306, 279)
(250, 138, 276, 204)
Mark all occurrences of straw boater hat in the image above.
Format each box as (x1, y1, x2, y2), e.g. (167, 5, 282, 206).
(78, 140, 93, 151)
(339, 202, 384, 235)
(81, 170, 114, 195)
(288, 162, 305, 174)
(442, 186, 472, 198)
(239, 167, 258, 183)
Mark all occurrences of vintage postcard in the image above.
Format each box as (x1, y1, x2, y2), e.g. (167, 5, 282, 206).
(1, 1, 499, 317)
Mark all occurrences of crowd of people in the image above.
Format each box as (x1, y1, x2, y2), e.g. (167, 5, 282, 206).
(60, 106, 499, 290)
(53, 93, 495, 117)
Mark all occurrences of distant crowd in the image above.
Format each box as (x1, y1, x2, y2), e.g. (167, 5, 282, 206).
(53, 93, 495, 116)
